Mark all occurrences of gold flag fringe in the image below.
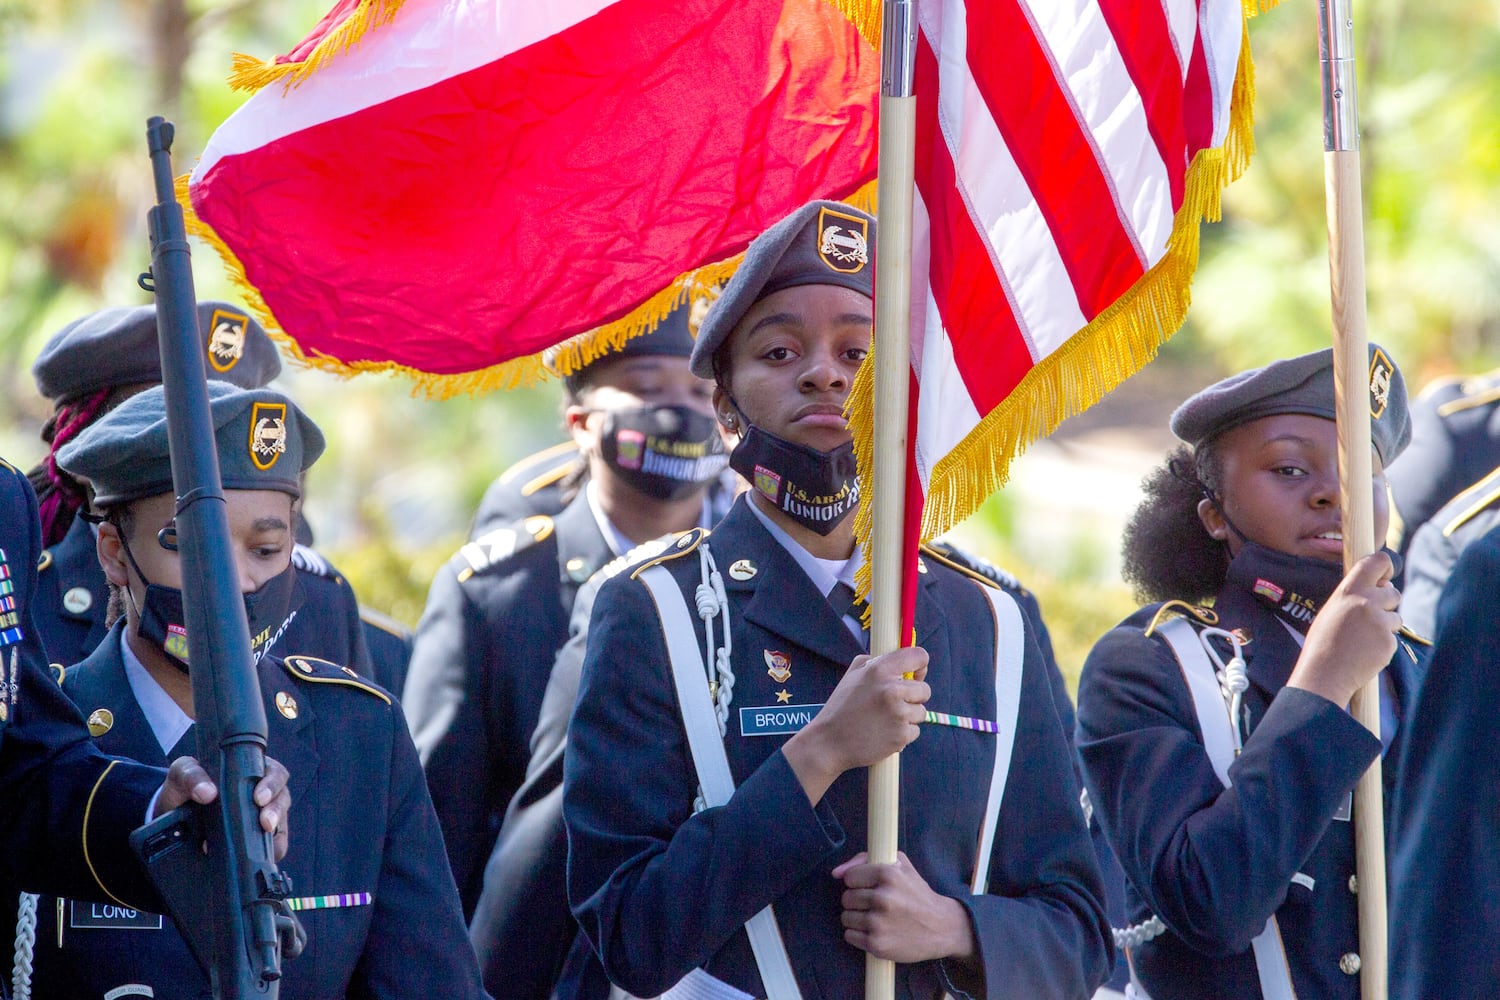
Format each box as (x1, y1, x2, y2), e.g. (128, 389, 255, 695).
(848, 1, 1279, 603)
(823, 0, 882, 51)
(179, 173, 877, 398)
(227, 0, 409, 94)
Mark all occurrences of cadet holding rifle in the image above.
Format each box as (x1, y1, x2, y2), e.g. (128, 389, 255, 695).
(0, 456, 290, 905)
(25, 382, 488, 1000)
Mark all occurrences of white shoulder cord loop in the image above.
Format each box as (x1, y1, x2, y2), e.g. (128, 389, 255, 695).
(1196, 627, 1250, 753)
(12, 892, 37, 1000)
(693, 546, 735, 738)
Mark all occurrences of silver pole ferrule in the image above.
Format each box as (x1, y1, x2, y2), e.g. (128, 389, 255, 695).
(881, 0, 916, 98)
(1318, 0, 1360, 151)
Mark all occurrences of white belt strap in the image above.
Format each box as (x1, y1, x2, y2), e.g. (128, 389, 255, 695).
(1157, 617, 1298, 1000)
(639, 564, 804, 1000)
(968, 585, 1025, 894)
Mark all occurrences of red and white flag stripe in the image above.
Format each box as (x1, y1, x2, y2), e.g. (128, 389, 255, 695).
(891, 0, 1262, 526)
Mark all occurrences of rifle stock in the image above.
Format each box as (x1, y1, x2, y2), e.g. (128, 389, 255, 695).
(131, 115, 297, 1000)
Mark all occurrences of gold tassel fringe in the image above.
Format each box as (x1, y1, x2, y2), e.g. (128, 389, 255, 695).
(227, 0, 408, 94)
(849, 7, 1274, 596)
(822, 0, 882, 51)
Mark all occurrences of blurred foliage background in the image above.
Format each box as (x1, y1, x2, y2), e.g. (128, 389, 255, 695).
(1, 0, 1497, 688)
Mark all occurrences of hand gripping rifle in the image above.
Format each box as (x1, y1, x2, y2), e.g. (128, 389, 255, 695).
(127, 116, 304, 999)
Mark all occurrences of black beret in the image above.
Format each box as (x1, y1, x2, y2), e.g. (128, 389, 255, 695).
(33, 301, 281, 402)
(57, 382, 324, 509)
(690, 200, 875, 379)
(556, 298, 697, 394)
(1171, 344, 1411, 466)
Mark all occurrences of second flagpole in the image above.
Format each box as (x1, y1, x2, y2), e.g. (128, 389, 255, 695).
(1318, 2, 1388, 998)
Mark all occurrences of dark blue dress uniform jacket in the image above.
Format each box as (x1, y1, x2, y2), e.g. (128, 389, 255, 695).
(564, 498, 1111, 1000)
(1390, 524, 1500, 999)
(33, 517, 377, 681)
(1398, 465, 1500, 639)
(403, 492, 613, 915)
(1387, 369, 1500, 556)
(471, 537, 1121, 999)
(1075, 581, 1424, 999)
(29, 625, 487, 1000)
(0, 460, 162, 905)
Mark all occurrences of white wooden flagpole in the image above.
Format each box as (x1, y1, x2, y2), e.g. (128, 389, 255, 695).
(1318, 2, 1388, 997)
(866, 1, 917, 998)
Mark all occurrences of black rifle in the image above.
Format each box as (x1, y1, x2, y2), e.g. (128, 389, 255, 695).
(127, 116, 301, 999)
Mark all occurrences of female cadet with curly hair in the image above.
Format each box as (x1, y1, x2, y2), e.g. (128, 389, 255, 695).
(1075, 346, 1426, 999)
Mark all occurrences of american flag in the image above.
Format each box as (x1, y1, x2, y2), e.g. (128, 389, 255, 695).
(849, 0, 1270, 571)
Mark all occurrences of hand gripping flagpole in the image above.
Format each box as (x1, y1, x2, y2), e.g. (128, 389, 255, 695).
(867, 2, 917, 999)
(1318, 4, 1388, 997)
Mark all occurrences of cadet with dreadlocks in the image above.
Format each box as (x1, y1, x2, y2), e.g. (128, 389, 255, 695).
(1074, 347, 1427, 999)
(26, 302, 400, 688)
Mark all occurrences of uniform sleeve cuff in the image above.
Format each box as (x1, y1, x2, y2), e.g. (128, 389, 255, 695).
(83, 760, 167, 910)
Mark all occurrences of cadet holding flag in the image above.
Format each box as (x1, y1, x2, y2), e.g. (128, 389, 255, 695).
(1074, 348, 1425, 998)
(562, 201, 1110, 1000)
(26, 382, 486, 1000)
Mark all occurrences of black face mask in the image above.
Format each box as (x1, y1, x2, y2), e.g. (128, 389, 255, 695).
(729, 422, 860, 536)
(598, 405, 728, 502)
(1222, 540, 1346, 634)
(122, 534, 303, 673)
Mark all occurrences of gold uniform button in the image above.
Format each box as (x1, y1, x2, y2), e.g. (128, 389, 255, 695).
(1340, 953, 1361, 976)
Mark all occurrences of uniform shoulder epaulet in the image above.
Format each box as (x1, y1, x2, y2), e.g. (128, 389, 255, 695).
(358, 605, 411, 640)
(452, 515, 555, 583)
(1143, 600, 1219, 637)
(1438, 466, 1500, 538)
(519, 461, 574, 499)
(1436, 374, 1500, 417)
(291, 544, 338, 579)
(918, 541, 1024, 593)
(586, 534, 679, 588)
(37, 549, 54, 573)
(497, 441, 579, 485)
(280, 655, 391, 704)
(1397, 625, 1432, 649)
(628, 527, 710, 579)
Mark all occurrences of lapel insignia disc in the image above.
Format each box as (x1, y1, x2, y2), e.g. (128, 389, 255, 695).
(62, 586, 93, 614)
(87, 708, 113, 737)
(275, 691, 299, 720)
(728, 559, 757, 581)
(764, 649, 792, 684)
